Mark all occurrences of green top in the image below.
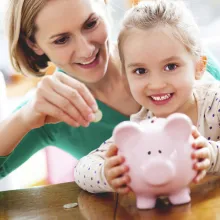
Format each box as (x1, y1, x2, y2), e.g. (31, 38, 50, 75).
(0, 54, 219, 178)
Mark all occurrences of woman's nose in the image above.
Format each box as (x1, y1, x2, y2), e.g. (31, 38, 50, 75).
(76, 35, 95, 60)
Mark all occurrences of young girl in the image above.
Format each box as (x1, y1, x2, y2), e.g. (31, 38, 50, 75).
(74, 0, 220, 194)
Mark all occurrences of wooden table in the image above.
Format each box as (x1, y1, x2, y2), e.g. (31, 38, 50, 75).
(0, 176, 220, 220)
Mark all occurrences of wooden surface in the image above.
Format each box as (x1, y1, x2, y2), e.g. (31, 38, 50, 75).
(0, 176, 220, 220)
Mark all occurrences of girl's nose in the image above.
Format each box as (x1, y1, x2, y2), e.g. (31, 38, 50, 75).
(147, 75, 166, 90)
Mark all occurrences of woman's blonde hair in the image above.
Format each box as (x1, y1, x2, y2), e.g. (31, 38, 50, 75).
(118, 0, 202, 68)
(7, 0, 110, 77)
(7, 0, 49, 77)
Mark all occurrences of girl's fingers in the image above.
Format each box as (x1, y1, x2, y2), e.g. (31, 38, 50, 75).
(192, 147, 210, 160)
(57, 72, 98, 112)
(107, 165, 129, 180)
(193, 170, 207, 183)
(106, 145, 118, 158)
(194, 158, 211, 171)
(116, 186, 131, 194)
(111, 175, 130, 188)
(191, 126, 200, 139)
(192, 136, 207, 149)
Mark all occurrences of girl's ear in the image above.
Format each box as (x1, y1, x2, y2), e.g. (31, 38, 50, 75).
(26, 38, 44, 56)
(195, 56, 207, 80)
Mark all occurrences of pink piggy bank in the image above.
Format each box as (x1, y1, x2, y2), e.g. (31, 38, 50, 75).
(112, 113, 197, 209)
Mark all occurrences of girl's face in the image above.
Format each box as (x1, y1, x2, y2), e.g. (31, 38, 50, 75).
(30, 0, 109, 83)
(122, 27, 202, 118)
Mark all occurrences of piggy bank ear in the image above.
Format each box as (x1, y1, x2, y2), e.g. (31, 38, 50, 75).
(113, 121, 142, 151)
(164, 113, 192, 141)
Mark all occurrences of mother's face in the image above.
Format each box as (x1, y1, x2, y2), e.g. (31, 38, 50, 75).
(30, 0, 110, 83)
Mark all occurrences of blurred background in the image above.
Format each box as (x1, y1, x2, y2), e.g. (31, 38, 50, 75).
(0, 0, 219, 191)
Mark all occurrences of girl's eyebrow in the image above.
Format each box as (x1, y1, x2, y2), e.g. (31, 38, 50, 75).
(49, 13, 95, 40)
(127, 56, 182, 68)
(160, 56, 182, 64)
(127, 62, 145, 68)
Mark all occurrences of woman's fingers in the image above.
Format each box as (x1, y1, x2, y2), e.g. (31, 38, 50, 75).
(43, 87, 89, 127)
(52, 78, 95, 122)
(37, 98, 80, 127)
(57, 72, 98, 112)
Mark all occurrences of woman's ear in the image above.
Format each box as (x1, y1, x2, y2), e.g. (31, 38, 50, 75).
(195, 56, 207, 80)
(26, 38, 44, 56)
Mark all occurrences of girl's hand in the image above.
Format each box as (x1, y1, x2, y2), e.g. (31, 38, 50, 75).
(104, 144, 131, 194)
(20, 71, 98, 130)
(191, 126, 211, 183)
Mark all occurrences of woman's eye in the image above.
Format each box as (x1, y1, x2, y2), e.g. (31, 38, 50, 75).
(85, 20, 98, 29)
(54, 36, 70, 45)
(164, 63, 178, 71)
(134, 68, 147, 75)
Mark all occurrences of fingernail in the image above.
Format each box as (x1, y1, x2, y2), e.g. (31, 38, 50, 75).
(92, 105, 98, 112)
(75, 123, 80, 127)
(83, 122, 90, 127)
(88, 113, 95, 122)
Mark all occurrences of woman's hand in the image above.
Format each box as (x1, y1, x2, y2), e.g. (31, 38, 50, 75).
(21, 71, 98, 129)
(191, 126, 211, 183)
(104, 144, 131, 194)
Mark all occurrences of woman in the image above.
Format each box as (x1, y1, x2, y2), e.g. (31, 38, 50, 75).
(0, 0, 219, 178)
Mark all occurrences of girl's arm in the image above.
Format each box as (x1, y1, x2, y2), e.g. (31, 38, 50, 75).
(74, 139, 114, 193)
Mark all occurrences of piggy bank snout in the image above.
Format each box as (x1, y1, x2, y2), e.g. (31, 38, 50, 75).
(143, 159, 175, 186)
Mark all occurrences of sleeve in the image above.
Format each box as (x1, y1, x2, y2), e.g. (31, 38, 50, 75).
(0, 99, 55, 178)
(207, 141, 220, 175)
(207, 95, 220, 175)
(74, 138, 114, 193)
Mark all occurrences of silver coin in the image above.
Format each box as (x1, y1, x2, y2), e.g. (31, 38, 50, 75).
(94, 109, 103, 123)
(63, 203, 78, 209)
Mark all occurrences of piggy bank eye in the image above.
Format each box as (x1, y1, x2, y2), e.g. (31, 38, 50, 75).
(147, 151, 151, 155)
(158, 150, 162, 154)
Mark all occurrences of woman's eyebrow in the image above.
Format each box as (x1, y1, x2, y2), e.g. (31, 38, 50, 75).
(49, 13, 96, 40)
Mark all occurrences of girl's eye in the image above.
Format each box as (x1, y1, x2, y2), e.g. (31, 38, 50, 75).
(134, 68, 147, 75)
(164, 63, 178, 71)
(54, 36, 70, 45)
(85, 19, 98, 29)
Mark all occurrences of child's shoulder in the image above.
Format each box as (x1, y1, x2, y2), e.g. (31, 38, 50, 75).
(194, 82, 220, 120)
(194, 82, 220, 101)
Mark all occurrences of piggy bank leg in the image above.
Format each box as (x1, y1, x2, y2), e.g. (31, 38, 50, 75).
(136, 195, 156, 209)
(169, 187, 191, 205)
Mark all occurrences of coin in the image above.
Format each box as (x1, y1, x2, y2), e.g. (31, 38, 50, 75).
(93, 109, 103, 123)
(63, 203, 78, 209)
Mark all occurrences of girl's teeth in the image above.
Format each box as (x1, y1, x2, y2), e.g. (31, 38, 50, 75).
(151, 94, 171, 101)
